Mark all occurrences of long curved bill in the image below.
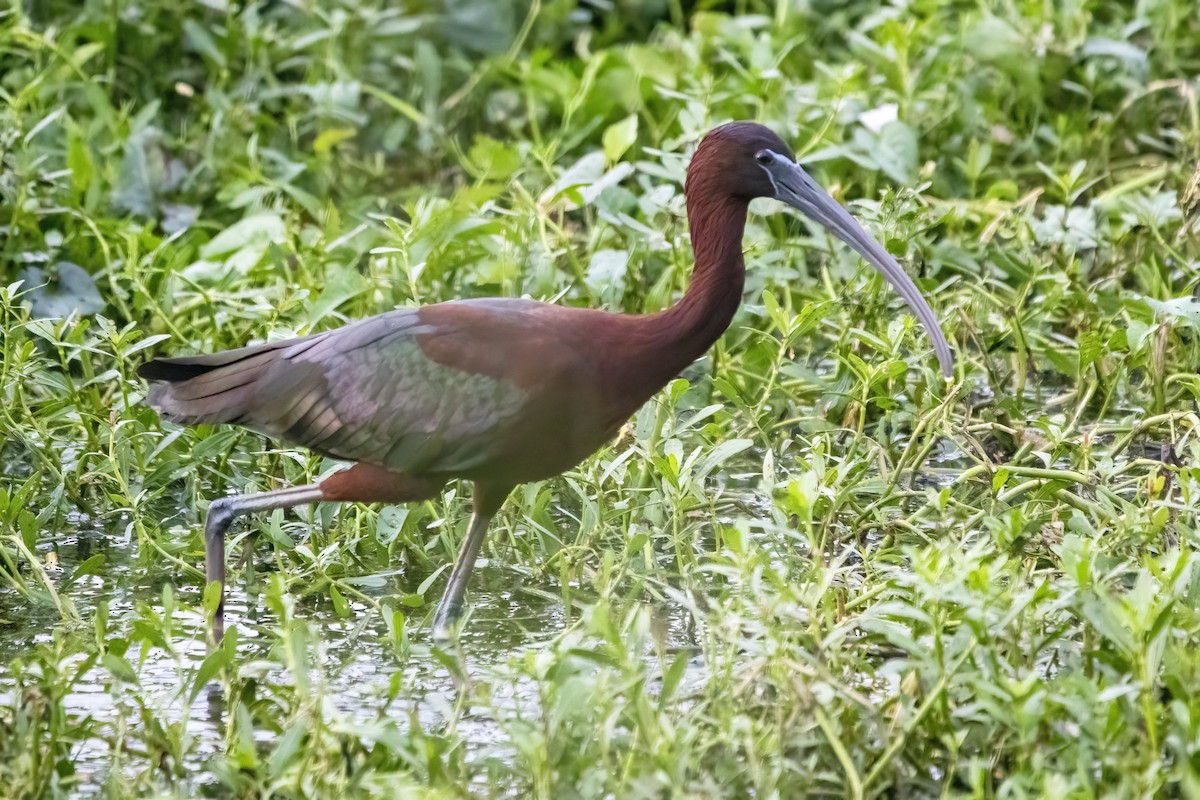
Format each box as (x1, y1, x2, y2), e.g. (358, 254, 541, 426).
(760, 152, 955, 378)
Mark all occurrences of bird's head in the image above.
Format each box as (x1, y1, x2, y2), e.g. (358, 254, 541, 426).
(688, 121, 955, 378)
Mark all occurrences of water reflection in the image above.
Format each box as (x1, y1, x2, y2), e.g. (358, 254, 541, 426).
(0, 510, 589, 795)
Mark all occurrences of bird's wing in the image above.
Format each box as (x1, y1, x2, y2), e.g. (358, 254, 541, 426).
(140, 305, 531, 475)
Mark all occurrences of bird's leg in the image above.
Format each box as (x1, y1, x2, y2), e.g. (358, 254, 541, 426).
(431, 510, 493, 645)
(203, 466, 445, 642)
(203, 483, 325, 640)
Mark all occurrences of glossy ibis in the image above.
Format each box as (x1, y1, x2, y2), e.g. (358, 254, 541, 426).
(138, 122, 954, 642)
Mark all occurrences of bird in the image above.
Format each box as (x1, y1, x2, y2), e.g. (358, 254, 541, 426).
(138, 122, 955, 643)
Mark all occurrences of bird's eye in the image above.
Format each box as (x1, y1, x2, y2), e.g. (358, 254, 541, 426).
(755, 151, 773, 165)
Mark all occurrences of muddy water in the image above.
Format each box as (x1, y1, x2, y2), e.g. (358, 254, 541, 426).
(0, 503, 701, 796)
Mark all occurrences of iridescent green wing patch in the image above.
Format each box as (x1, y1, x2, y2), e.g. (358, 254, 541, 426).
(244, 310, 527, 474)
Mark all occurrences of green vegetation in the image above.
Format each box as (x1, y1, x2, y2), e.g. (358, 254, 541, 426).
(3, 0, 1200, 796)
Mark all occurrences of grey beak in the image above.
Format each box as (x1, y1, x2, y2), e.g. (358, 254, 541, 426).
(760, 151, 954, 378)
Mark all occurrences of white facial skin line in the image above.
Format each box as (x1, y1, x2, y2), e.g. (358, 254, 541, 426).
(757, 149, 784, 198)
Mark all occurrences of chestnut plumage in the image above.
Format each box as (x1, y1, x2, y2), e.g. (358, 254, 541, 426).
(139, 122, 954, 642)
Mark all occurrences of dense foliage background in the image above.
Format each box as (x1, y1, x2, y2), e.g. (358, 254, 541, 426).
(4, 0, 1200, 796)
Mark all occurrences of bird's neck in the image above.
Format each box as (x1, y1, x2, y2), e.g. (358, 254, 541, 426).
(607, 192, 748, 403)
(666, 192, 749, 352)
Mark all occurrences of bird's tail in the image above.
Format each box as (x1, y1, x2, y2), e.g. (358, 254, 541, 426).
(138, 340, 294, 426)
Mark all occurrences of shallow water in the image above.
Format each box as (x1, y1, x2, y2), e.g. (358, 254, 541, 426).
(0, 502, 701, 795)
(1, 397, 1160, 795)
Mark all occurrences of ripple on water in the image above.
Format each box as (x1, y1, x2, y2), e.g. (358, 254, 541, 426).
(0, 511, 595, 795)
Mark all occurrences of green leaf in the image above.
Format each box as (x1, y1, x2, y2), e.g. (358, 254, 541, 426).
(763, 289, 790, 334)
(67, 128, 94, 198)
(111, 126, 184, 218)
(101, 654, 139, 685)
(467, 135, 521, 179)
(362, 83, 428, 125)
(182, 19, 227, 68)
(857, 121, 918, 185)
(18, 263, 104, 319)
(693, 438, 753, 486)
(438, 0, 517, 54)
(1078, 329, 1104, 371)
(585, 249, 628, 309)
(189, 647, 229, 703)
(202, 580, 224, 618)
(1079, 593, 1137, 658)
(1142, 297, 1200, 331)
(306, 266, 367, 327)
(125, 334, 173, 356)
(965, 15, 1026, 63)
(659, 652, 690, 706)
(603, 114, 639, 164)
(417, 563, 451, 596)
(67, 554, 106, 585)
(314, 127, 357, 155)
(330, 584, 350, 618)
(200, 212, 288, 259)
(268, 723, 307, 778)
(375, 506, 410, 546)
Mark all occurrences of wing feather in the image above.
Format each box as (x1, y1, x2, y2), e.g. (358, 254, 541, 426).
(140, 306, 530, 474)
